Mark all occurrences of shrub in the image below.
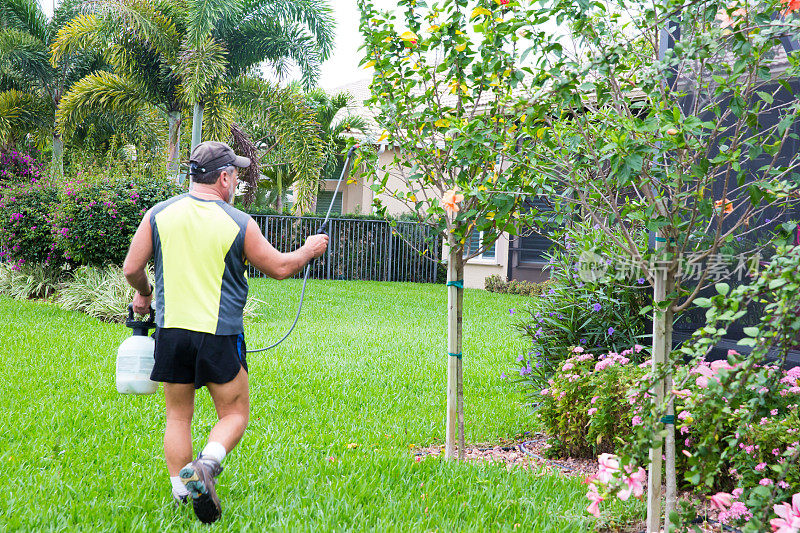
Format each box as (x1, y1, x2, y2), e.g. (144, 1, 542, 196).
(0, 261, 64, 300)
(586, 244, 800, 531)
(485, 274, 550, 296)
(514, 224, 651, 389)
(0, 181, 63, 267)
(56, 265, 141, 322)
(530, 345, 648, 459)
(0, 150, 45, 184)
(54, 176, 183, 266)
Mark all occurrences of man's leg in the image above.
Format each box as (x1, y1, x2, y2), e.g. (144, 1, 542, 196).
(179, 367, 248, 524)
(163, 382, 195, 502)
(205, 366, 250, 453)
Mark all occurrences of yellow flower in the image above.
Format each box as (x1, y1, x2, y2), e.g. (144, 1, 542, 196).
(455, 42, 467, 52)
(434, 118, 450, 128)
(442, 189, 464, 214)
(400, 31, 418, 45)
(428, 24, 440, 32)
(470, 7, 492, 19)
(364, 60, 376, 68)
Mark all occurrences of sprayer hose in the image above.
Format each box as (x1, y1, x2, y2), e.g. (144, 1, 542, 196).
(245, 146, 355, 354)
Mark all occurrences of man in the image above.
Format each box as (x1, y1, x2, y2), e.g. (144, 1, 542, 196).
(122, 141, 329, 524)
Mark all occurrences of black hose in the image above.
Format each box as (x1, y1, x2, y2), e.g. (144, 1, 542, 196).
(246, 146, 357, 354)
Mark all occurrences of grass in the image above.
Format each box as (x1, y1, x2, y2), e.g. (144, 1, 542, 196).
(0, 279, 635, 531)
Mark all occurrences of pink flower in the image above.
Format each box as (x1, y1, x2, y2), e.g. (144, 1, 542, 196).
(634, 344, 645, 353)
(588, 408, 598, 416)
(756, 463, 767, 472)
(761, 478, 774, 486)
(709, 492, 733, 511)
(711, 360, 735, 372)
(632, 415, 643, 426)
(586, 485, 604, 517)
(696, 375, 710, 388)
(672, 389, 692, 398)
(590, 396, 600, 405)
(617, 467, 647, 501)
(597, 453, 620, 483)
(770, 493, 800, 533)
(562, 362, 574, 371)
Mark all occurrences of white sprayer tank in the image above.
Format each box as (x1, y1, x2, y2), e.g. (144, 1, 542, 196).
(116, 305, 158, 395)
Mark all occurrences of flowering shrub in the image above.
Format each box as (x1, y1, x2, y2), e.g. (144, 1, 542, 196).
(534, 345, 649, 458)
(584, 244, 800, 531)
(0, 182, 63, 267)
(54, 176, 183, 266)
(0, 150, 45, 184)
(514, 224, 650, 388)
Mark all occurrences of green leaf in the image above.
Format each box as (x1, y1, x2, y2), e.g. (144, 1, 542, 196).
(742, 327, 759, 337)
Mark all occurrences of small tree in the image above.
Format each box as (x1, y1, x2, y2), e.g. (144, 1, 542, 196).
(358, 0, 554, 459)
(517, 0, 800, 529)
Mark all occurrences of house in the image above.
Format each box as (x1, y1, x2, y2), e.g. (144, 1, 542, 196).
(322, 78, 551, 289)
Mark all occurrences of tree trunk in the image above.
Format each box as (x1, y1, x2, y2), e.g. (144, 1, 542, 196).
(663, 269, 676, 532)
(445, 238, 465, 460)
(167, 111, 182, 183)
(191, 102, 204, 154)
(51, 132, 64, 179)
(647, 250, 675, 533)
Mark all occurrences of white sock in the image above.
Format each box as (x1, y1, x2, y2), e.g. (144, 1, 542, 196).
(170, 476, 189, 497)
(200, 441, 227, 463)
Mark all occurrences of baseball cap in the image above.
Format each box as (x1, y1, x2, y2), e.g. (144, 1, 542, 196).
(188, 141, 251, 175)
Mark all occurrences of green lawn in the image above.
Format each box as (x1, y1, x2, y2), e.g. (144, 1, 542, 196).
(0, 279, 607, 531)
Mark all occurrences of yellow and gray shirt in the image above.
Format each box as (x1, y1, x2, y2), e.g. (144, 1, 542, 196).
(150, 194, 250, 335)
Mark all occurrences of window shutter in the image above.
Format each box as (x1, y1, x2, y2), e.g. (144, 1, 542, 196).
(316, 191, 342, 215)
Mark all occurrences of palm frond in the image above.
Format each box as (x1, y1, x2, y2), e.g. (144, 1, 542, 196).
(222, 19, 321, 87)
(50, 13, 109, 66)
(56, 70, 155, 137)
(176, 35, 227, 104)
(242, 0, 334, 60)
(0, 0, 48, 43)
(0, 88, 52, 143)
(80, 0, 181, 60)
(200, 85, 233, 142)
(185, 0, 240, 48)
(229, 121, 260, 205)
(0, 29, 53, 90)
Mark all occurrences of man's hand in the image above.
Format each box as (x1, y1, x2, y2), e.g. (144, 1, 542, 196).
(132, 290, 153, 316)
(305, 234, 329, 259)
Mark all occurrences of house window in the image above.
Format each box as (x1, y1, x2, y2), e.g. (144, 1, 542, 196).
(464, 229, 496, 260)
(316, 191, 342, 215)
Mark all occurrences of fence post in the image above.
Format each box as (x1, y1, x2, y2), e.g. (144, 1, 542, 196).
(387, 225, 394, 282)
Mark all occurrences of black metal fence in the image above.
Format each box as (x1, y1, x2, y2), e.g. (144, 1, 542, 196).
(249, 215, 444, 283)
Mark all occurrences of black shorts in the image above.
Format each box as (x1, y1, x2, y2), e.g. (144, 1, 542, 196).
(151, 328, 248, 389)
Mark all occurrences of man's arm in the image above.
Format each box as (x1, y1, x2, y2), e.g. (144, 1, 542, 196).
(243, 219, 329, 279)
(122, 210, 154, 315)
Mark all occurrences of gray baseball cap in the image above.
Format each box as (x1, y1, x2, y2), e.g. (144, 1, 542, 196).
(188, 141, 250, 175)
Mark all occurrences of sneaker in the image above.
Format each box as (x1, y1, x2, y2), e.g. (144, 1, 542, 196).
(179, 457, 224, 524)
(172, 492, 190, 507)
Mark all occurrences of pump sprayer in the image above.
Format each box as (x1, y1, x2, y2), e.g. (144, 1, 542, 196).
(116, 304, 158, 394)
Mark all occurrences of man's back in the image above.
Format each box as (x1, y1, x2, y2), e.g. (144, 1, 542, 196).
(151, 193, 250, 335)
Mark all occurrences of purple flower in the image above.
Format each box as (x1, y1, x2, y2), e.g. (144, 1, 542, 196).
(500, 372, 506, 380)
(509, 308, 516, 315)
(516, 354, 525, 362)
(580, 338, 587, 344)
(592, 303, 602, 312)
(637, 278, 645, 284)
(608, 327, 615, 335)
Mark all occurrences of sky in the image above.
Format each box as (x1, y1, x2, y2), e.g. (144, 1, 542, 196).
(42, 0, 401, 91)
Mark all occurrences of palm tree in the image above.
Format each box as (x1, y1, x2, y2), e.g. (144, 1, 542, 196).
(294, 89, 366, 213)
(0, 0, 100, 175)
(53, 0, 335, 186)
